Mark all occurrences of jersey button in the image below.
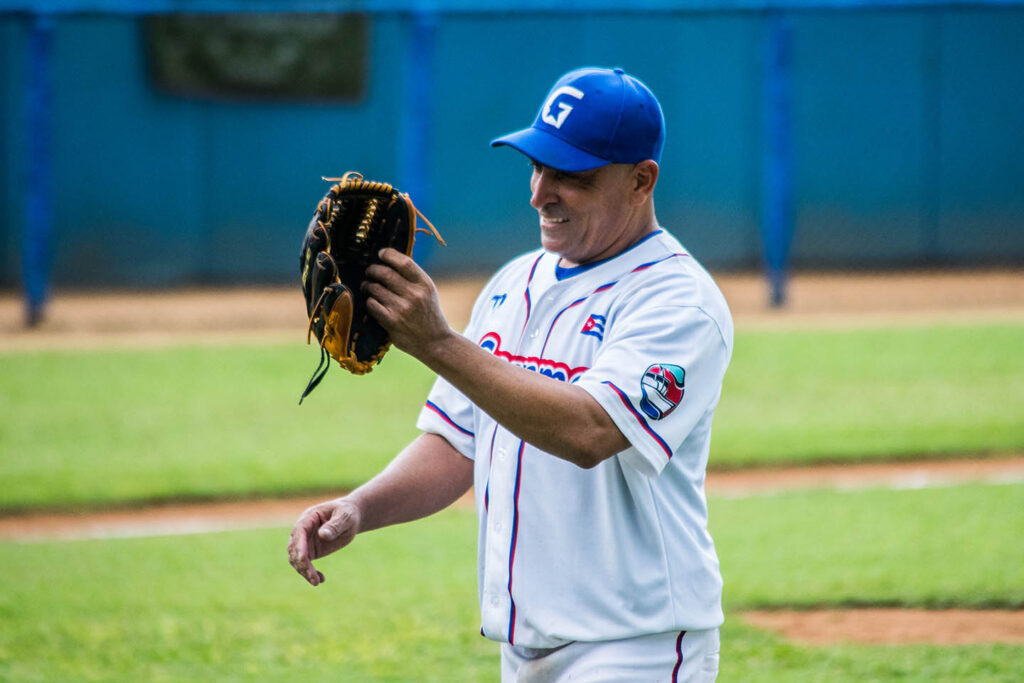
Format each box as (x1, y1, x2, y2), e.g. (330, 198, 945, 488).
(529, 329, 539, 339)
(496, 448, 507, 460)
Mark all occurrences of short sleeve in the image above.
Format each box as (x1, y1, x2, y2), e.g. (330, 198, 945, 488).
(575, 305, 730, 477)
(416, 375, 477, 459)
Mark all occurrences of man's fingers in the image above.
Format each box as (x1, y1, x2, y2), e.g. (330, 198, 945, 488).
(318, 512, 347, 542)
(288, 527, 323, 586)
(364, 295, 387, 320)
(364, 284, 403, 329)
(286, 501, 361, 587)
(363, 280, 399, 307)
(287, 523, 307, 568)
(288, 508, 333, 586)
(378, 248, 425, 282)
(366, 297, 405, 340)
(365, 263, 401, 291)
(318, 500, 360, 545)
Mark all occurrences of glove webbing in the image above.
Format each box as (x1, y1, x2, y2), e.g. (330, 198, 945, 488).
(321, 173, 446, 247)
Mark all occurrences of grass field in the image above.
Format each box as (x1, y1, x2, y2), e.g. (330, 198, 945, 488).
(715, 322, 1024, 466)
(713, 484, 1024, 610)
(1, 317, 1022, 680)
(0, 510, 493, 682)
(1, 484, 1021, 681)
(1, 321, 1021, 511)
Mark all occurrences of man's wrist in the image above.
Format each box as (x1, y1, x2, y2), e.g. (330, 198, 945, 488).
(418, 326, 463, 371)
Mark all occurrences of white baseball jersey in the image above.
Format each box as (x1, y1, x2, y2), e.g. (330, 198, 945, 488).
(416, 229, 733, 649)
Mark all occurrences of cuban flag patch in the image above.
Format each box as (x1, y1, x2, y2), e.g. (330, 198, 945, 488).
(580, 314, 606, 340)
(639, 363, 685, 420)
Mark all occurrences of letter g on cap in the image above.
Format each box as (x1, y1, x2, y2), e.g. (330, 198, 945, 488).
(541, 86, 584, 129)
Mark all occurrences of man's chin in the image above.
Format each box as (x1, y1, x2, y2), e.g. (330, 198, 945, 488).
(540, 234, 571, 257)
(541, 238, 584, 266)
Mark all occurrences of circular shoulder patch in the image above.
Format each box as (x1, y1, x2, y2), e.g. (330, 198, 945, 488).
(639, 363, 685, 420)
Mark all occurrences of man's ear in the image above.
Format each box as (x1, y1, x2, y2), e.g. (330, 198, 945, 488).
(631, 160, 659, 204)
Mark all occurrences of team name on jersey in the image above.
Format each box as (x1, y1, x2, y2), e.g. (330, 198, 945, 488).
(479, 332, 588, 383)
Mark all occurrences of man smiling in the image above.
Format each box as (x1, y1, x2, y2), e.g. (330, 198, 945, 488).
(289, 67, 733, 682)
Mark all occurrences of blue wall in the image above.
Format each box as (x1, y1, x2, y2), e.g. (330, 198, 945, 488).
(1, 9, 1023, 289)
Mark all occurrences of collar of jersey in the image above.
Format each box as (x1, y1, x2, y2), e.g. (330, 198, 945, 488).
(554, 229, 664, 281)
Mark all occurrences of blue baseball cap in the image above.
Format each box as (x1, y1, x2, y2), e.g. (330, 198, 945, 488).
(491, 67, 665, 172)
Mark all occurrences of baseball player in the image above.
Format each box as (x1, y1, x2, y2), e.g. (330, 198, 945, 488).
(288, 67, 732, 682)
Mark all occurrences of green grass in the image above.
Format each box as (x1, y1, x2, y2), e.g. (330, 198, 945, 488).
(714, 483, 1024, 609)
(1, 321, 1021, 510)
(1, 484, 1022, 681)
(715, 482, 1024, 682)
(0, 344, 434, 510)
(722, 619, 1023, 682)
(713, 322, 1024, 467)
(0, 509, 495, 682)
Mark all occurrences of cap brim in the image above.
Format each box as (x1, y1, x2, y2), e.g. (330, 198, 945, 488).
(490, 127, 608, 173)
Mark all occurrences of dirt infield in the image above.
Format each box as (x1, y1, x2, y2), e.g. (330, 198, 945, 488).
(2, 455, 1021, 543)
(741, 608, 1024, 645)
(1, 269, 1022, 351)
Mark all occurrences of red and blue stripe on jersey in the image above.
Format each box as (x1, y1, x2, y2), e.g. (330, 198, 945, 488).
(537, 252, 689, 357)
(424, 400, 474, 437)
(602, 380, 673, 460)
(506, 439, 526, 643)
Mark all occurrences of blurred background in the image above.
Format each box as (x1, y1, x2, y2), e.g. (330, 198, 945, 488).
(1, 0, 1022, 315)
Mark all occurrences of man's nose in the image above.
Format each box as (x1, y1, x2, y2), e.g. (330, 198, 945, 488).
(530, 169, 557, 210)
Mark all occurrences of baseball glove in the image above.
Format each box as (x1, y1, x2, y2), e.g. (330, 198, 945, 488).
(299, 172, 445, 403)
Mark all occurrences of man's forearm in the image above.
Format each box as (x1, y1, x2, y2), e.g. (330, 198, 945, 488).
(348, 432, 474, 533)
(361, 248, 627, 467)
(419, 333, 629, 468)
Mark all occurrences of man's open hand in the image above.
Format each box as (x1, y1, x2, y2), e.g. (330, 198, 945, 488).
(287, 498, 362, 587)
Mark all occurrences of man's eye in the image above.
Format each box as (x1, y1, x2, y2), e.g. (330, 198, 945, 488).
(563, 172, 590, 186)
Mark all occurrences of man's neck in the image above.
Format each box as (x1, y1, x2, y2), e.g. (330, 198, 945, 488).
(559, 214, 660, 269)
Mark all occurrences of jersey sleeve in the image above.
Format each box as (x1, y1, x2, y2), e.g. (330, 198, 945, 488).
(575, 305, 731, 477)
(416, 375, 477, 460)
